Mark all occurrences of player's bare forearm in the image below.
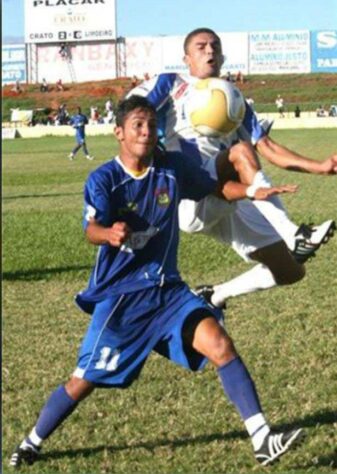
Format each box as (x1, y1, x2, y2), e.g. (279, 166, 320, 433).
(256, 136, 337, 174)
(215, 181, 298, 201)
(86, 220, 131, 247)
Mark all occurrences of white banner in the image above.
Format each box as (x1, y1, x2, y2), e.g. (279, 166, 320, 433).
(36, 42, 117, 82)
(219, 32, 249, 75)
(125, 32, 249, 77)
(249, 30, 311, 73)
(24, 0, 116, 43)
(162, 36, 187, 73)
(2, 128, 17, 139)
(125, 36, 162, 78)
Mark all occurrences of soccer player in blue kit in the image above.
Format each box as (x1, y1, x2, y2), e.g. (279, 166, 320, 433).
(10, 96, 304, 469)
(129, 28, 336, 308)
(68, 106, 94, 161)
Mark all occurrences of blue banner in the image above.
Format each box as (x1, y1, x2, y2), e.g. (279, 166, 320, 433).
(311, 30, 337, 73)
(2, 45, 26, 84)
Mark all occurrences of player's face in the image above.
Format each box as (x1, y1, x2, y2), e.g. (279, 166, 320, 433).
(184, 32, 224, 79)
(116, 108, 157, 161)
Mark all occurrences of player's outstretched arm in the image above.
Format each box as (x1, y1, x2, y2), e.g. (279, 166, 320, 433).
(215, 181, 298, 201)
(86, 219, 131, 247)
(256, 136, 337, 175)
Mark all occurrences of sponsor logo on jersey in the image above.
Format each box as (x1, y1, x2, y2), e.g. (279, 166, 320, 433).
(118, 202, 138, 216)
(155, 188, 170, 206)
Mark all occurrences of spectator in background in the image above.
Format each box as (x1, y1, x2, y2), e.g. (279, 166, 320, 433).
(236, 71, 244, 84)
(316, 105, 326, 117)
(56, 79, 64, 92)
(59, 43, 68, 59)
(294, 106, 301, 118)
(105, 99, 114, 114)
(143, 72, 150, 81)
(12, 80, 23, 94)
(55, 104, 69, 126)
(90, 106, 101, 125)
(328, 105, 337, 117)
(275, 95, 285, 117)
(225, 71, 232, 82)
(40, 78, 49, 93)
(131, 75, 139, 88)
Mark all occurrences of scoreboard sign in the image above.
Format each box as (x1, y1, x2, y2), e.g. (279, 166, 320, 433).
(24, 0, 116, 43)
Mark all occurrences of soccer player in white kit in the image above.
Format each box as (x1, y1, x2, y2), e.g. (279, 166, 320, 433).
(129, 28, 336, 308)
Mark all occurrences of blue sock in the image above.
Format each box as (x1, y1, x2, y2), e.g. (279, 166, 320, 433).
(217, 357, 262, 420)
(33, 385, 78, 441)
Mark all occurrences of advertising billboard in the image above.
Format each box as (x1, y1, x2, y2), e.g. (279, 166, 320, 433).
(24, 0, 116, 44)
(311, 30, 337, 73)
(35, 42, 117, 82)
(249, 30, 311, 73)
(219, 32, 249, 75)
(2, 44, 26, 84)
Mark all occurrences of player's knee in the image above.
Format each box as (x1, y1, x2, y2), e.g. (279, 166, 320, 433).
(65, 376, 95, 402)
(205, 333, 237, 367)
(229, 142, 257, 173)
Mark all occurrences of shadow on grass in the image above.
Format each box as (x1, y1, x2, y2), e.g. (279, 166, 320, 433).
(3, 265, 91, 281)
(42, 409, 337, 467)
(3, 191, 82, 200)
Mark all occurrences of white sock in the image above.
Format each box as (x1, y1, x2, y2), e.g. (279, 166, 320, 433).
(26, 427, 43, 447)
(245, 413, 271, 451)
(251, 171, 298, 250)
(211, 264, 276, 306)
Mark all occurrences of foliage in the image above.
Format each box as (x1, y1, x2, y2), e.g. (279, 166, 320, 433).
(2, 131, 337, 473)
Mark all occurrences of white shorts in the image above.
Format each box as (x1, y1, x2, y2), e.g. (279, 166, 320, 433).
(178, 195, 282, 262)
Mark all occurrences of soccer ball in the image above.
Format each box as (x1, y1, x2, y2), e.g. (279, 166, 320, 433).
(188, 78, 246, 138)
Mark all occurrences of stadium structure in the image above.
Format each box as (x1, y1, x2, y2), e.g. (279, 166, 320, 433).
(2, 0, 337, 86)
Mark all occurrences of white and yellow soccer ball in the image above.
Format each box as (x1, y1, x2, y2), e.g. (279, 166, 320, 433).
(188, 78, 246, 138)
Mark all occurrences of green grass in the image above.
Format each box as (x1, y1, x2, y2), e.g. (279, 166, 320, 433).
(2, 131, 337, 473)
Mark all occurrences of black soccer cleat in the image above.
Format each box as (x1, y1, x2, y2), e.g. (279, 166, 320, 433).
(255, 428, 304, 466)
(9, 444, 40, 468)
(194, 285, 227, 310)
(293, 220, 336, 263)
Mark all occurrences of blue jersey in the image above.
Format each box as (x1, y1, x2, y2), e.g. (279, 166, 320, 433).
(69, 113, 88, 142)
(129, 73, 266, 165)
(76, 149, 217, 313)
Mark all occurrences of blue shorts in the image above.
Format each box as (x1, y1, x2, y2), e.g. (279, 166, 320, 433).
(73, 282, 223, 388)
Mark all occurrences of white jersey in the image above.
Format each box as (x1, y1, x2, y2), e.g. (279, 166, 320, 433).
(129, 73, 280, 258)
(129, 73, 266, 179)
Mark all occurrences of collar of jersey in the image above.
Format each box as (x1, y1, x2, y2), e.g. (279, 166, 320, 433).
(115, 155, 153, 179)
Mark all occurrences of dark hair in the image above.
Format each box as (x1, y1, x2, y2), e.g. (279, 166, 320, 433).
(116, 95, 156, 126)
(183, 27, 221, 54)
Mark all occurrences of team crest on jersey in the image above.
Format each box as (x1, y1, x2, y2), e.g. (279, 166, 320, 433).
(155, 188, 170, 206)
(174, 82, 188, 100)
(118, 202, 138, 216)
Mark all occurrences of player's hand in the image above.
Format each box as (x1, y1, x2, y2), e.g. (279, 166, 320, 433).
(318, 155, 337, 174)
(254, 184, 298, 200)
(106, 222, 131, 247)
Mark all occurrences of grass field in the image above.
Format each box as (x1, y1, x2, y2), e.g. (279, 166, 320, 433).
(2, 130, 337, 474)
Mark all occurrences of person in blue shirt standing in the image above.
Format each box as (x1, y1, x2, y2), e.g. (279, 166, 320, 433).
(68, 106, 94, 161)
(10, 96, 303, 470)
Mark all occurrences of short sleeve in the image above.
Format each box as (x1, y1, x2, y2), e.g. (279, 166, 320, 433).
(83, 169, 113, 230)
(175, 153, 217, 201)
(238, 102, 266, 145)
